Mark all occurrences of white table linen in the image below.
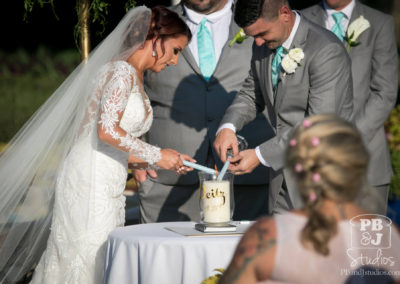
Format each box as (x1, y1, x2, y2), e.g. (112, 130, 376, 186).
(104, 222, 244, 284)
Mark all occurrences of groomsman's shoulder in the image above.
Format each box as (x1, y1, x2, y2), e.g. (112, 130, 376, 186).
(357, 3, 394, 31)
(301, 2, 323, 17)
(301, 15, 345, 51)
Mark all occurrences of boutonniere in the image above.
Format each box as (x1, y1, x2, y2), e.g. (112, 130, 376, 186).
(345, 15, 370, 52)
(229, 28, 248, 47)
(281, 47, 304, 75)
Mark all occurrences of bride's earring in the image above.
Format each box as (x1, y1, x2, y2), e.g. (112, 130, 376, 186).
(152, 49, 156, 57)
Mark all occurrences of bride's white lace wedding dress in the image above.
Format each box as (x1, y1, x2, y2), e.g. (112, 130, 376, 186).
(30, 61, 161, 284)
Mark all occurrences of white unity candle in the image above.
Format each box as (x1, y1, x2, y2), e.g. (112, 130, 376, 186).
(201, 180, 230, 223)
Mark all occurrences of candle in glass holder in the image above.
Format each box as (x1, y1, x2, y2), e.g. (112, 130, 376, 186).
(201, 180, 230, 223)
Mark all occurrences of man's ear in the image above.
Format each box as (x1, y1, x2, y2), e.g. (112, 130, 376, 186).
(278, 5, 291, 21)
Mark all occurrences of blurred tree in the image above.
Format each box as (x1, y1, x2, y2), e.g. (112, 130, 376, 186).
(24, 0, 137, 60)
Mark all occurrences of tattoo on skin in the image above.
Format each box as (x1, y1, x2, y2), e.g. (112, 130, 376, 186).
(221, 221, 276, 283)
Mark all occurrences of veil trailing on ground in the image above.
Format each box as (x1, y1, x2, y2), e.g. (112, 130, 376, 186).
(0, 6, 151, 282)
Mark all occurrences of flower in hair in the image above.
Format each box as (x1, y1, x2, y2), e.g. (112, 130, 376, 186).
(295, 163, 303, 172)
(309, 191, 317, 202)
(311, 137, 320, 147)
(312, 173, 321, 182)
(302, 119, 312, 128)
(289, 139, 297, 147)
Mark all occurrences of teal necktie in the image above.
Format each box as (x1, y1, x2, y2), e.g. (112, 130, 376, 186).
(197, 18, 216, 81)
(271, 46, 284, 88)
(331, 12, 345, 41)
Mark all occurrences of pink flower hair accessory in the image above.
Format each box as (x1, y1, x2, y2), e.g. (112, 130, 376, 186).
(309, 191, 317, 202)
(302, 119, 312, 128)
(311, 137, 320, 147)
(312, 173, 321, 183)
(295, 163, 303, 172)
(289, 139, 297, 147)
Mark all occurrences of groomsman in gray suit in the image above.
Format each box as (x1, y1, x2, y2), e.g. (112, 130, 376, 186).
(214, 0, 353, 214)
(302, 0, 398, 215)
(133, 0, 273, 223)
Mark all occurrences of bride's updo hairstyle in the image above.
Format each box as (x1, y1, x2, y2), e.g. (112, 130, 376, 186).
(146, 6, 192, 59)
(120, 6, 191, 60)
(286, 114, 369, 256)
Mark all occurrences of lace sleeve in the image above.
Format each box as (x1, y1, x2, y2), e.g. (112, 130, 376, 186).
(97, 62, 162, 165)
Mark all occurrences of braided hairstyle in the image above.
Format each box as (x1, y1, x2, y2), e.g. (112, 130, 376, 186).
(286, 114, 369, 256)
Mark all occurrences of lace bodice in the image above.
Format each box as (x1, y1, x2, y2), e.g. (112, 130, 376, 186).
(96, 61, 161, 165)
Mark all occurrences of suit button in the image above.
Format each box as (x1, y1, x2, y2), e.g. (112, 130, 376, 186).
(207, 117, 213, 122)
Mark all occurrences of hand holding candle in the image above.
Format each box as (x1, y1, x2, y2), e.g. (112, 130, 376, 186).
(218, 149, 233, 181)
(182, 160, 217, 175)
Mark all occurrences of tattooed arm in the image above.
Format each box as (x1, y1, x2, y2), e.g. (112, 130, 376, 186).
(220, 217, 277, 284)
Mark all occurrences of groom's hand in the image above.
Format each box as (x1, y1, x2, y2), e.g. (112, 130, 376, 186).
(214, 129, 238, 162)
(132, 169, 158, 188)
(228, 149, 260, 175)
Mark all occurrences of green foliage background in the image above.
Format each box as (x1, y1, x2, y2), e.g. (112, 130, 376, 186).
(0, 47, 80, 141)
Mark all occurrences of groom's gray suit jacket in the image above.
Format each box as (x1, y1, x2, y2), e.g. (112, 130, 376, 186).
(220, 14, 353, 213)
(302, 1, 398, 187)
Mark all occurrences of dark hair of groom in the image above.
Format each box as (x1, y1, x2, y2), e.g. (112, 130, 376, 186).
(234, 0, 290, 27)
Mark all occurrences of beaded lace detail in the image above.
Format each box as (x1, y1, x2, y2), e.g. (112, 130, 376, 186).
(97, 61, 161, 165)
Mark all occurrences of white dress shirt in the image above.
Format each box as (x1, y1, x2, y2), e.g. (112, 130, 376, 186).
(184, 0, 233, 65)
(217, 11, 301, 167)
(323, 0, 355, 32)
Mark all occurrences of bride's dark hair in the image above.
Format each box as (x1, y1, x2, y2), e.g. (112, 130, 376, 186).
(146, 6, 192, 58)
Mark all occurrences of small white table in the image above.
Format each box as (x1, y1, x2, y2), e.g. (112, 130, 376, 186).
(104, 221, 250, 284)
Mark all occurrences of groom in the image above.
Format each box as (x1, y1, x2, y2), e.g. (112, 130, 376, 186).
(302, 0, 398, 215)
(214, 0, 353, 214)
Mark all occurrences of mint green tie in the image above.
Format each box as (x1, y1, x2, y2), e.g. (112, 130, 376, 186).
(331, 12, 345, 41)
(197, 18, 216, 81)
(271, 46, 284, 88)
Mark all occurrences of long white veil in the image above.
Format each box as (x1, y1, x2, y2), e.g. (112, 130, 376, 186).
(0, 6, 151, 282)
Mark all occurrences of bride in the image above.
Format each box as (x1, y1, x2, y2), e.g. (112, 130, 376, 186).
(0, 5, 193, 284)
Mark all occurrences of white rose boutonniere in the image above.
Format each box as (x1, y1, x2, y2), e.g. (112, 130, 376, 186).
(281, 47, 304, 74)
(345, 15, 370, 52)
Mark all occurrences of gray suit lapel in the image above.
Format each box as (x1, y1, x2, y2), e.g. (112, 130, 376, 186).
(275, 16, 308, 110)
(349, 1, 362, 24)
(265, 53, 275, 104)
(181, 48, 202, 75)
(347, 1, 363, 57)
(214, 15, 242, 76)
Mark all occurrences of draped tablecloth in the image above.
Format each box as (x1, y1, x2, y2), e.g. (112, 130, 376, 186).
(104, 221, 249, 284)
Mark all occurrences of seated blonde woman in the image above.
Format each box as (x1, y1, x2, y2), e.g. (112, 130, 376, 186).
(220, 114, 400, 284)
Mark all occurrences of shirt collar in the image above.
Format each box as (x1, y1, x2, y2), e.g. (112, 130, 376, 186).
(281, 11, 300, 50)
(184, 0, 233, 25)
(323, 0, 355, 20)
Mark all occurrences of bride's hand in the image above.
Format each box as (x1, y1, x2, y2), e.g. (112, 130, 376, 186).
(156, 149, 195, 174)
(178, 153, 195, 174)
(156, 149, 182, 171)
